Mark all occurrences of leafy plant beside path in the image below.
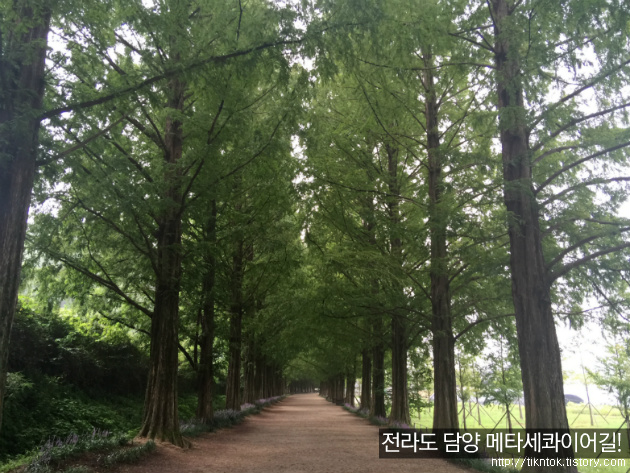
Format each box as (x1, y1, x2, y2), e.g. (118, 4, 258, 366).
(180, 396, 286, 436)
(3, 396, 286, 473)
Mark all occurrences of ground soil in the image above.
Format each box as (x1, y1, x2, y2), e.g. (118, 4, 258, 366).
(118, 393, 477, 473)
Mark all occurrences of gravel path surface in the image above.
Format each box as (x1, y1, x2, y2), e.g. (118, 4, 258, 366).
(120, 393, 476, 473)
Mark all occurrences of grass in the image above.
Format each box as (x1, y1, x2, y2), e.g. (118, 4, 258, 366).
(342, 398, 630, 472)
(410, 402, 627, 431)
(409, 403, 630, 473)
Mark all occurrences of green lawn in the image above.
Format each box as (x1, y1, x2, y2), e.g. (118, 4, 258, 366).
(411, 402, 626, 430)
(410, 403, 630, 473)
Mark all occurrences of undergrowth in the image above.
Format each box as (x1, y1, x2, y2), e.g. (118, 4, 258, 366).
(99, 441, 156, 468)
(24, 429, 134, 473)
(341, 402, 391, 427)
(179, 395, 286, 436)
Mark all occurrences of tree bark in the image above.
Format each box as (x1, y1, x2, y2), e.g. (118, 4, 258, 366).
(243, 335, 256, 404)
(360, 348, 371, 411)
(225, 238, 244, 410)
(139, 75, 186, 446)
(458, 361, 467, 431)
(386, 144, 410, 425)
(422, 47, 458, 432)
(362, 200, 386, 418)
(371, 315, 386, 418)
(0, 2, 51, 433)
(490, 1, 575, 470)
(345, 368, 356, 406)
(254, 350, 265, 400)
(196, 200, 217, 422)
(333, 373, 345, 405)
(360, 209, 376, 413)
(242, 246, 256, 404)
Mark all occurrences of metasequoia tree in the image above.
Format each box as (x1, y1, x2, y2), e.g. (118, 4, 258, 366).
(0, 0, 52, 432)
(0, 0, 315, 434)
(301, 0, 511, 428)
(451, 1, 630, 470)
(24, 0, 303, 443)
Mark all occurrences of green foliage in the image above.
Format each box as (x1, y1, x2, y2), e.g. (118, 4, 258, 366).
(9, 300, 148, 396)
(590, 339, 630, 420)
(0, 303, 147, 460)
(26, 430, 129, 473)
(99, 441, 155, 468)
(4, 0, 630, 465)
(480, 337, 523, 411)
(0, 374, 144, 460)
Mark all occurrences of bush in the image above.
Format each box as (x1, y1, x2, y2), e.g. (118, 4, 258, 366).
(0, 375, 144, 460)
(27, 429, 129, 473)
(9, 304, 148, 397)
(1, 304, 148, 460)
(99, 441, 156, 468)
(179, 395, 285, 436)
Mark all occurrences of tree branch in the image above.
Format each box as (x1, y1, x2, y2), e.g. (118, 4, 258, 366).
(549, 242, 630, 284)
(529, 58, 630, 131)
(36, 117, 125, 166)
(454, 313, 515, 342)
(531, 102, 630, 152)
(541, 176, 630, 207)
(535, 140, 630, 194)
(545, 226, 630, 271)
(39, 36, 304, 120)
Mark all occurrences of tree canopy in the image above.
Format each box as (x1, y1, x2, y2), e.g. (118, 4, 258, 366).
(1, 1, 630, 471)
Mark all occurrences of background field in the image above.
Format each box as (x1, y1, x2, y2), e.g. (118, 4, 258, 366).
(408, 402, 629, 473)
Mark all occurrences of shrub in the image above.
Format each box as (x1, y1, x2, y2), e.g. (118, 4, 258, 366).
(179, 395, 286, 437)
(99, 441, 156, 468)
(26, 429, 129, 473)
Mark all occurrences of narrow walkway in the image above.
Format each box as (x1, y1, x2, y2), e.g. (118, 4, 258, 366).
(122, 394, 474, 473)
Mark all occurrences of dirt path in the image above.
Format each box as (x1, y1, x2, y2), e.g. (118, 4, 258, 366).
(121, 394, 476, 473)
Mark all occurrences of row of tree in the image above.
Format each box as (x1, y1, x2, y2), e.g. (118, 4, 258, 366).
(2, 1, 630, 472)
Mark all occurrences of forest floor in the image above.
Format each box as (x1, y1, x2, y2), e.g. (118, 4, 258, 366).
(118, 393, 476, 473)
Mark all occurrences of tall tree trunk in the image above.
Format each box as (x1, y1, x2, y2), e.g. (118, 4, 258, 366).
(225, 238, 244, 410)
(491, 1, 574, 470)
(139, 75, 186, 446)
(506, 403, 513, 433)
(458, 360, 467, 431)
(242, 247, 256, 404)
(386, 144, 410, 425)
(360, 348, 371, 411)
(243, 335, 256, 404)
(360, 210, 376, 413)
(264, 362, 274, 398)
(0, 2, 51, 433)
(196, 200, 217, 422)
(333, 373, 345, 405)
(345, 368, 356, 406)
(423, 47, 458, 432)
(371, 315, 386, 418)
(363, 200, 385, 418)
(254, 350, 265, 400)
